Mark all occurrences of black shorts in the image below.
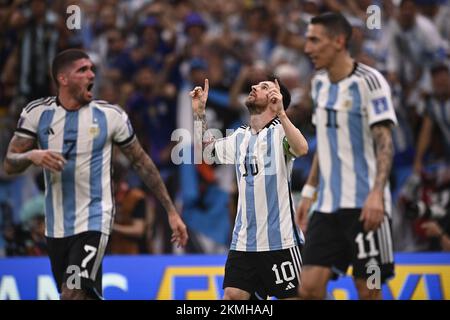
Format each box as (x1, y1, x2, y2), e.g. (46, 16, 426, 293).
(223, 246, 303, 299)
(302, 210, 395, 283)
(46, 231, 109, 299)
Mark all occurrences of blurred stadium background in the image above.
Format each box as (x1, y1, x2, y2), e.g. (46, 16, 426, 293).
(0, 0, 449, 299)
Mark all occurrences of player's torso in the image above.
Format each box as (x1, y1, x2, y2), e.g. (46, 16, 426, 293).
(311, 71, 379, 213)
(312, 70, 376, 167)
(231, 123, 302, 252)
(17, 98, 132, 237)
(235, 125, 284, 183)
(36, 102, 112, 180)
(313, 72, 371, 142)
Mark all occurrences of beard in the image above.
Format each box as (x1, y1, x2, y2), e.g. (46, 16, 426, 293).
(245, 97, 267, 115)
(69, 84, 91, 105)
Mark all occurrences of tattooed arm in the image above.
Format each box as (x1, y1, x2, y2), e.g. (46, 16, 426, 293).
(360, 120, 394, 231)
(191, 79, 215, 158)
(4, 135, 66, 174)
(371, 121, 394, 192)
(120, 139, 175, 212)
(119, 139, 188, 247)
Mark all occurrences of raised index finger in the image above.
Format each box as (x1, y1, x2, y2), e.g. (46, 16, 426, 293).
(204, 78, 209, 95)
(274, 78, 280, 91)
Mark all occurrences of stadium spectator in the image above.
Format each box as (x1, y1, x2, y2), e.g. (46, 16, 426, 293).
(109, 161, 148, 255)
(15, 0, 59, 102)
(422, 220, 450, 251)
(386, 0, 448, 106)
(413, 64, 450, 173)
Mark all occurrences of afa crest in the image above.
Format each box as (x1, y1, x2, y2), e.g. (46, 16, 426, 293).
(89, 124, 100, 137)
(344, 99, 352, 109)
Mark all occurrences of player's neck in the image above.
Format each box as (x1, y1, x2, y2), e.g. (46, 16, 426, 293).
(327, 53, 355, 83)
(57, 91, 84, 111)
(249, 111, 277, 134)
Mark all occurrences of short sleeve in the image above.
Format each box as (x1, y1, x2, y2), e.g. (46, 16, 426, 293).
(15, 101, 41, 139)
(275, 125, 297, 159)
(113, 111, 136, 147)
(282, 136, 297, 159)
(214, 132, 238, 164)
(365, 71, 398, 127)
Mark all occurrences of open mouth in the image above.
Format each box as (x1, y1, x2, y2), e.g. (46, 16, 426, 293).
(87, 83, 94, 92)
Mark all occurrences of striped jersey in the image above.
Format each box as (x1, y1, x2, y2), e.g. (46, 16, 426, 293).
(15, 96, 136, 238)
(424, 96, 450, 155)
(214, 118, 304, 252)
(311, 63, 398, 216)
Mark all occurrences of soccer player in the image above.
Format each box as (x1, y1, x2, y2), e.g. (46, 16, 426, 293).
(3, 49, 188, 300)
(296, 13, 397, 300)
(190, 77, 308, 300)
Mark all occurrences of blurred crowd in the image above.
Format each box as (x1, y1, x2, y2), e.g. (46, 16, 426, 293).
(0, 0, 449, 257)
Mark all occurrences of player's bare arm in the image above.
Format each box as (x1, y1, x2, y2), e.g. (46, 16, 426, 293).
(270, 79, 308, 157)
(306, 152, 320, 188)
(4, 135, 66, 174)
(120, 139, 175, 212)
(295, 152, 319, 230)
(360, 121, 394, 231)
(190, 79, 215, 148)
(119, 139, 188, 247)
(371, 121, 394, 193)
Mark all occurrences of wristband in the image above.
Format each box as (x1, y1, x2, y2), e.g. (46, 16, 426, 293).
(301, 184, 316, 199)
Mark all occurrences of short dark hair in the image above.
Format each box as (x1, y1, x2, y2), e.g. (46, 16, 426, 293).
(51, 49, 90, 86)
(399, 0, 416, 8)
(430, 63, 449, 77)
(268, 75, 291, 110)
(310, 12, 352, 48)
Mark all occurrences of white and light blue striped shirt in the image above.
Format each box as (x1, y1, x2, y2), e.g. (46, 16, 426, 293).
(312, 63, 398, 216)
(15, 97, 135, 238)
(214, 118, 304, 252)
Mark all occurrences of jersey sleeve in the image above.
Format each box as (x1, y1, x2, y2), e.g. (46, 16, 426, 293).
(277, 125, 297, 159)
(14, 101, 42, 139)
(365, 71, 398, 127)
(113, 111, 136, 147)
(214, 131, 238, 164)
